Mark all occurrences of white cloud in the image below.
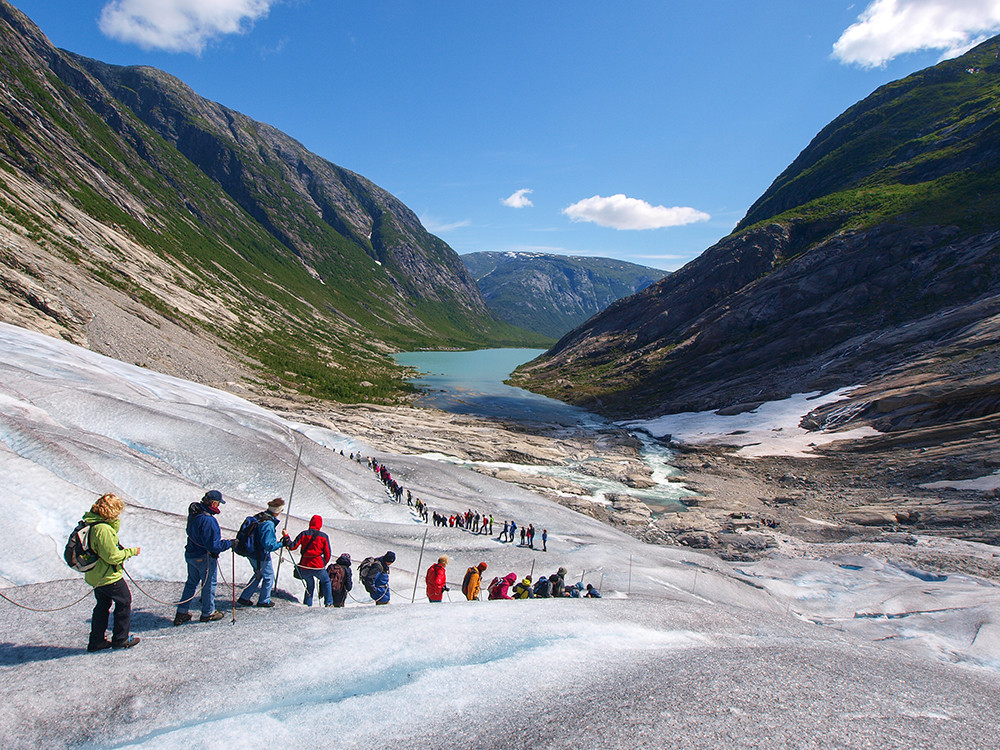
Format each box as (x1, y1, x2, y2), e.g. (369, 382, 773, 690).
(501, 188, 534, 208)
(833, 0, 1000, 68)
(562, 194, 710, 231)
(99, 0, 276, 54)
(420, 215, 471, 233)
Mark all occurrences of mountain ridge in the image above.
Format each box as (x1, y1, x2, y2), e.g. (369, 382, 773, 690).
(0, 0, 544, 405)
(462, 251, 667, 339)
(512, 38, 1000, 440)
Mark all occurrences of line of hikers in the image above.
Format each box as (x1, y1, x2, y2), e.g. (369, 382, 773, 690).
(425, 558, 601, 603)
(73, 486, 593, 653)
(360, 452, 550, 552)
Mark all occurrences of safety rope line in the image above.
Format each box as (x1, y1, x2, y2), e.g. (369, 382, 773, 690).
(0, 587, 92, 612)
(123, 563, 210, 607)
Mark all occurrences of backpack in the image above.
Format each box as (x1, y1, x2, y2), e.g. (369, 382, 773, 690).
(64, 519, 107, 572)
(533, 577, 551, 598)
(358, 557, 380, 594)
(328, 563, 346, 593)
(234, 514, 259, 558)
(462, 566, 476, 598)
(234, 512, 270, 558)
(487, 576, 501, 599)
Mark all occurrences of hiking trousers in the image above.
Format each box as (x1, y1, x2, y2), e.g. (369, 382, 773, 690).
(177, 553, 218, 617)
(302, 567, 332, 607)
(241, 555, 275, 605)
(90, 578, 132, 648)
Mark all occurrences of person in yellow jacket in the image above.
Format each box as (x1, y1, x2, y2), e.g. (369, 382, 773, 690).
(461, 561, 487, 601)
(82, 493, 141, 651)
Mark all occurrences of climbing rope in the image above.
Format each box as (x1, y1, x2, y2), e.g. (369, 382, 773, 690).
(123, 563, 209, 607)
(0, 586, 92, 612)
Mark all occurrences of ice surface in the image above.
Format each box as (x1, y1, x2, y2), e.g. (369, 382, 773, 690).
(1, 322, 999, 749)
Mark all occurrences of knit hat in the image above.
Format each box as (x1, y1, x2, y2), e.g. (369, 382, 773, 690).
(383, 551, 396, 564)
(203, 489, 225, 505)
(267, 497, 285, 513)
(477, 562, 488, 571)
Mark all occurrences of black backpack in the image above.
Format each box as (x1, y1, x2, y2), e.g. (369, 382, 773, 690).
(358, 557, 380, 594)
(64, 519, 108, 572)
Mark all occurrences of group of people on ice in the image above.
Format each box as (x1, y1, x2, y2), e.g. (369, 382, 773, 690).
(361, 453, 549, 551)
(424, 557, 600, 603)
(76, 472, 593, 652)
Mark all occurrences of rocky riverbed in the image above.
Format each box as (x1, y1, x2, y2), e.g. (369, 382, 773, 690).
(247, 387, 1000, 579)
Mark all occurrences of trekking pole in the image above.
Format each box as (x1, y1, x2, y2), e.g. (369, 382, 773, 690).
(628, 555, 632, 596)
(529, 560, 535, 581)
(231, 548, 237, 624)
(411, 528, 428, 604)
(274, 443, 304, 589)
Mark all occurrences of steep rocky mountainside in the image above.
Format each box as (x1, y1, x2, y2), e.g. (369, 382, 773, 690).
(513, 38, 1000, 438)
(0, 1, 540, 402)
(462, 251, 667, 339)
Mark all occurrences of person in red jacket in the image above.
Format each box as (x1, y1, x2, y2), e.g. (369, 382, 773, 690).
(289, 515, 332, 607)
(425, 555, 449, 603)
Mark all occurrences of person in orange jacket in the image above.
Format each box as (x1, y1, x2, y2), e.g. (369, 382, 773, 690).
(462, 561, 488, 600)
(425, 555, 449, 603)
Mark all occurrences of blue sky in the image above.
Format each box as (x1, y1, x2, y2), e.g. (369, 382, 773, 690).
(12, 1, 1000, 270)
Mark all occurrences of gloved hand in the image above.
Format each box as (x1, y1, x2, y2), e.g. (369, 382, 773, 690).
(443, 586, 449, 592)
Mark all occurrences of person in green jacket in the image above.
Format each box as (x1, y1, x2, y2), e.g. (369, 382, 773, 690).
(83, 493, 141, 652)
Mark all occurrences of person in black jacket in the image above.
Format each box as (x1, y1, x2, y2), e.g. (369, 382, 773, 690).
(327, 553, 353, 608)
(550, 567, 568, 597)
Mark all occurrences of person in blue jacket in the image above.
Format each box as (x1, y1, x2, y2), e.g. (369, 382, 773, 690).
(237, 498, 289, 608)
(370, 551, 395, 605)
(174, 490, 234, 625)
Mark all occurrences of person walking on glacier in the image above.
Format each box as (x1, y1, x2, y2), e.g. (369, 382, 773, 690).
(289, 515, 332, 607)
(174, 489, 233, 625)
(237, 498, 289, 608)
(82, 493, 141, 651)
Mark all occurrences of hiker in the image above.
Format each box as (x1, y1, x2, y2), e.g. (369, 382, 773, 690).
(568, 582, 585, 598)
(462, 561, 488, 601)
(585, 583, 602, 598)
(519, 527, 526, 546)
(327, 553, 353, 607)
(82, 493, 141, 651)
(512, 576, 534, 599)
(509, 521, 517, 544)
(174, 489, 233, 626)
(500, 521, 509, 542)
(361, 551, 395, 605)
(550, 568, 568, 597)
(425, 555, 449, 603)
(237, 498, 290, 608)
(488, 572, 517, 600)
(289, 515, 332, 607)
(532, 575, 552, 598)
(542, 529, 548, 552)
(527, 524, 534, 549)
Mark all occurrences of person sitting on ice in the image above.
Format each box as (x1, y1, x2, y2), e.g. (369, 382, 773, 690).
(585, 583, 602, 598)
(549, 567, 568, 597)
(512, 576, 534, 599)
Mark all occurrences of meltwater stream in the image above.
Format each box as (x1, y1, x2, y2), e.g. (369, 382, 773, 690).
(394, 349, 690, 512)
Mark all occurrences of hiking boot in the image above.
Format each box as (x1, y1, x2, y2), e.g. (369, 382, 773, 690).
(87, 640, 112, 652)
(199, 611, 226, 622)
(237, 598, 254, 607)
(256, 601, 275, 608)
(173, 612, 193, 626)
(111, 636, 140, 649)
